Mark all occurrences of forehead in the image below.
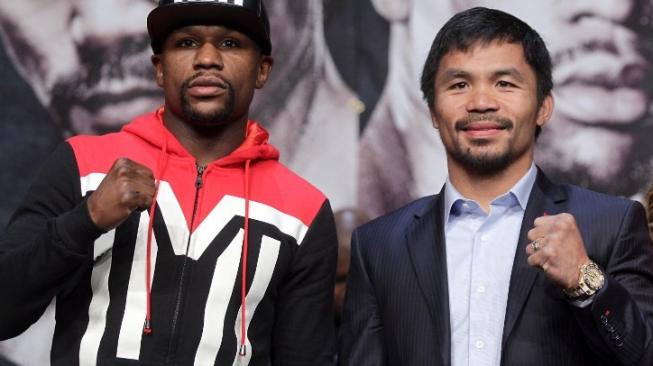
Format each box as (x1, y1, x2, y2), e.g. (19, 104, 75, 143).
(437, 41, 533, 79)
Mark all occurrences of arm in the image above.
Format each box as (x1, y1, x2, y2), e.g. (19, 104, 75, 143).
(272, 201, 338, 366)
(0, 144, 154, 340)
(338, 229, 386, 366)
(527, 202, 653, 364)
(0, 143, 103, 339)
(575, 202, 653, 365)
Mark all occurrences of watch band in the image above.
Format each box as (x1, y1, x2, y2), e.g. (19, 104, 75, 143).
(564, 261, 604, 300)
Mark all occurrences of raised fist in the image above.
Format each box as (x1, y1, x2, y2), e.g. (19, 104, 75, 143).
(87, 158, 156, 231)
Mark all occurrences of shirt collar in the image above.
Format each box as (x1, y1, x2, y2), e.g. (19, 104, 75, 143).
(443, 163, 538, 224)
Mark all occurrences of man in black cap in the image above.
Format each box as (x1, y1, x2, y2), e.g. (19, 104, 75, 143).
(0, 1, 338, 365)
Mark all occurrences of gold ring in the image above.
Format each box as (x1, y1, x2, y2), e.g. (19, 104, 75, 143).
(532, 240, 541, 252)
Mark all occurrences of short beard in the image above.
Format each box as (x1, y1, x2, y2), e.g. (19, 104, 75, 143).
(448, 145, 515, 177)
(180, 78, 235, 125)
(448, 113, 516, 177)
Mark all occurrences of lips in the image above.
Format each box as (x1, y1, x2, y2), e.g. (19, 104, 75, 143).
(460, 121, 507, 137)
(187, 75, 228, 98)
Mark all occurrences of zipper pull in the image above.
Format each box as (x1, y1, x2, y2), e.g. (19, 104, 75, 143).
(196, 164, 206, 189)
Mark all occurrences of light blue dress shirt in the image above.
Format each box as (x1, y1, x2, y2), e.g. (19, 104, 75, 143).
(444, 164, 537, 366)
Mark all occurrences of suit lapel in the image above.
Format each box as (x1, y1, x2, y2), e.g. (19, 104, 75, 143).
(406, 192, 451, 366)
(502, 169, 567, 346)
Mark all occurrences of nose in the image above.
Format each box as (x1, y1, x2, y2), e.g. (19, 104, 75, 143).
(69, 0, 153, 46)
(465, 87, 499, 114)
(193, 43, 224, 70)
(560, 0, 635, 23)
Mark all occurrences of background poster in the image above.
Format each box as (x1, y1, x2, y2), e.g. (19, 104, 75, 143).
(1, 0, 652, 364)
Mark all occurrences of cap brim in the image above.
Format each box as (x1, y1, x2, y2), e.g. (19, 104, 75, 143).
(147, 2, 271, 55)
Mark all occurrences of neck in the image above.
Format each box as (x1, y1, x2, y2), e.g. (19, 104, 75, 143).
(163, 109, 248, 166)
(448, 154, 533, 212)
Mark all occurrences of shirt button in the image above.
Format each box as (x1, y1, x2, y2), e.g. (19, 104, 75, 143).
(481, 235, 489, 242)
(475, 340, 485, 349)
(477, 286, 486, 294)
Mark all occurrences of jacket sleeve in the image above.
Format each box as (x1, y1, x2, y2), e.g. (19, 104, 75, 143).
(0, 142, 104, 340)
(272, 200, 338, 365)
(571, 201, 653, 365)
(338, 228, 386, 366)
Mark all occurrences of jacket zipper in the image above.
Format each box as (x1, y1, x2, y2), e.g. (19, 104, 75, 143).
(165, 163, 205, 365)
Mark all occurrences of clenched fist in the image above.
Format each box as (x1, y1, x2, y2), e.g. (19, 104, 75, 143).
(87, 158, 156, 231)
(525, 213, 591, 290)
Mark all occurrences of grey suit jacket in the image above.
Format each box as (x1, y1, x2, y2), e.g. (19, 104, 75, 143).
(340, 170, 653, 365)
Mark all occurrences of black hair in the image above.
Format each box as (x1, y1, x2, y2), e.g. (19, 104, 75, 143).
(420, 7, 553, 113)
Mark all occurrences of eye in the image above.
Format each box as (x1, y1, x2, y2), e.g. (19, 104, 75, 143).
(449, 81, 468, 90)
(496, 80, 516, 88)
(221, 39, 240, 48)
(177, 38, 198, 48)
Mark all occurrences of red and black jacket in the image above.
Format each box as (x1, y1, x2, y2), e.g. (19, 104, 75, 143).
(0, 109, 337, 366)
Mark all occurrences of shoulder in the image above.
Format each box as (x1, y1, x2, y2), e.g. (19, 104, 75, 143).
(559, 183, 636, 215)
(66, 130, 155, 179)
(356, 195, 436, 239)
(545, 180, 645, 244)
(251, 160, 329, 227)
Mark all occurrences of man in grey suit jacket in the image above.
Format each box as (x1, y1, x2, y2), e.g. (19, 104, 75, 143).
(340, 7, 653, 366)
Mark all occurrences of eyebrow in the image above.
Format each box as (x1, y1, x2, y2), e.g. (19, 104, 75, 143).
(440, 69, 470, 83)
(494, 68, 525, 82)
(439, 67, 526, 84)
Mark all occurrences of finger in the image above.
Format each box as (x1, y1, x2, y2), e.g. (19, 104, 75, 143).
(133, 165, 155, 181)
(527, 226, 548, 242)
(112, 158, 154, 180)
(130, 179, 156, 196)
(527, 228, 542, 242)
(124, 190, 153, 212)
(527, 251, 543, 267)
(525, 240, 541, 256)
(533, 214, 557, 226)
(540, 261, 549, 273)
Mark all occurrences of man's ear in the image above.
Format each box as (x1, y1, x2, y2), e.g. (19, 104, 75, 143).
(151, 54, 164, 88)
(536, 94, 554, 128)
(255, 55, 274, 89)
(430, 110, 440, 130)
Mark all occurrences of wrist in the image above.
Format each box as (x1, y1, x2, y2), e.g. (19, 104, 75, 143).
(564, 261, 605, 300)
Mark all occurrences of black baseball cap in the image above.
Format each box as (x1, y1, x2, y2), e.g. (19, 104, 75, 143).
(147, 0, 271, 55)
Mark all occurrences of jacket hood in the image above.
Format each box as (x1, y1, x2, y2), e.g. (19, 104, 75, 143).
(122, 107, 280, 167)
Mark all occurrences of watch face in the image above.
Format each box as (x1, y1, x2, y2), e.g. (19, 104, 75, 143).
(583, 264, 605, 291)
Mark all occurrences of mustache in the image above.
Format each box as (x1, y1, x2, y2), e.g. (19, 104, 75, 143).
(455, 114, 514, 131)
(183, 72, 232, 92)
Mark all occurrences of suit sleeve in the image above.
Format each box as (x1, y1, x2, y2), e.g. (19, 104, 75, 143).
(272, 200, 338, 365)
(0, 142, 104, 340)
(338, 229, 386, 366)
(571, 201, 653, 365)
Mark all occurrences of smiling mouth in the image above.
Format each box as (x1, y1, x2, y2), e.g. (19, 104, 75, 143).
(461, 124, 507, 138)
(456, 115, 513, 135)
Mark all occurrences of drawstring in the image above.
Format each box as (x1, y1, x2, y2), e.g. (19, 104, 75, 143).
(143, 121, 169, 336)
(239, 159, 252, 356)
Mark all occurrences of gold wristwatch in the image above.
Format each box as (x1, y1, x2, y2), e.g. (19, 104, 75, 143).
(564, 261, 605, 300)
